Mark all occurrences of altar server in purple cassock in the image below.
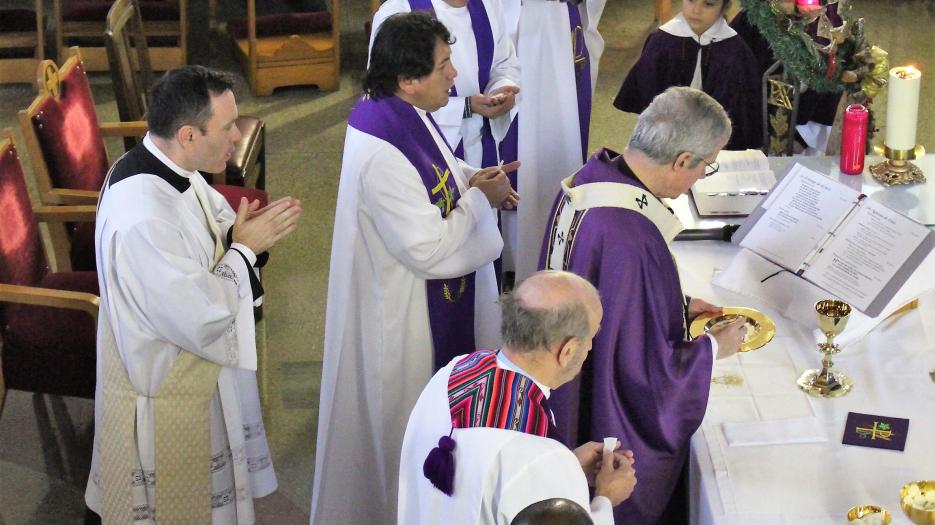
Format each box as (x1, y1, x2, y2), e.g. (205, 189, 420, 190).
(369, 0, 520, 172)
(541, 87, 746, 524)
(310, 13, 518, 525)
(501, 0, 605, 281)
(398, 271, 637, 525)
(614, 0, 764, 151)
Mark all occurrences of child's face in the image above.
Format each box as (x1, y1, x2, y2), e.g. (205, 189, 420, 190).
(682, 0, 726, 36)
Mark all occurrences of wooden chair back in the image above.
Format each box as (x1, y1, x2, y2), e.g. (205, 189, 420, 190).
(0, 3, 44, 85)
(106, 0, 154, 123)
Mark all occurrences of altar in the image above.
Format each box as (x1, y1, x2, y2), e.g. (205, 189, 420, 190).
(671, 156, 935, 524)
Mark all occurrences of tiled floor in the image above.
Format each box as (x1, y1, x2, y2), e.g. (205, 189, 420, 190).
(1, 1, 933, 523)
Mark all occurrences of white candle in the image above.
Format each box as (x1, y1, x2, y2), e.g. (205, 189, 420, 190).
(884, 66, 922, 151)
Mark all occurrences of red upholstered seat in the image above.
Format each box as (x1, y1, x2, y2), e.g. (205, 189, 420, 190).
(0, 9, 39, 32)
(62, 0, 179, 22)
(0, 136, 97, 401)
(2, 271, 98, 398)
(29, 60, 109, 193)
(214, 184, 269, 210)
(226, 11, 333, 40)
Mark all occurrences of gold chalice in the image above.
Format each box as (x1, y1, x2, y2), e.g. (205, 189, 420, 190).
(797, 299, 854, 397)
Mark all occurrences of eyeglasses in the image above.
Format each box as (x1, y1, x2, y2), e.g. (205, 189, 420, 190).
(702, 159, 720, 178)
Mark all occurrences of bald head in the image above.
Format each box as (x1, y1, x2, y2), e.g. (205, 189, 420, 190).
(500, 271, 601, 353)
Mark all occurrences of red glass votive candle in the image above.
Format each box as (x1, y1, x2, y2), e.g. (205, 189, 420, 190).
(795, 0, 822, 13)
(840, 104, 869, 175)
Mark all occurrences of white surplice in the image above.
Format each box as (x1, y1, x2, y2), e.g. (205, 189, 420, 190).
(369, 0, 521, 168)
(398, 352, 614, 525)
(310, 105, 503, 524)
(86, 135, 276, 523)
(505, 0, 605, 280)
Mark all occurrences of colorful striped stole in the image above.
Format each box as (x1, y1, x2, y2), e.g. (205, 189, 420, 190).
(447, 350, 550, 436)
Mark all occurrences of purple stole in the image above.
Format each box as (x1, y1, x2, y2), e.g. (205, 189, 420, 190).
(348, 96, 476, 370)
(567, 2, 592, 163)
(408, 0, 514, 173)
(423, 350, 559, 496)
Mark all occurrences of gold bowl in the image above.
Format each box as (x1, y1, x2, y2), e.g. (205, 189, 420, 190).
(900, 481, 935, 524)
(689, 307, 776, 352)
(847, 505, 892, 524)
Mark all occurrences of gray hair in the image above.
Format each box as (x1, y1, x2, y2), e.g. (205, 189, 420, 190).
(500, 292, 591, 353)
(627, 86, 732, 165)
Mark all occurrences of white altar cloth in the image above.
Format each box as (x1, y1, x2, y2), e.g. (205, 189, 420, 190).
(674, 241, 935, 525)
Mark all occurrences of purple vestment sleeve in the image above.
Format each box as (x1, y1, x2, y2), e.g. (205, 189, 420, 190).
(613, 30, 764, 150)
(539, 151, 715, 524)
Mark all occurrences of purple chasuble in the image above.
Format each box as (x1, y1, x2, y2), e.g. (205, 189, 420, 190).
(567, 2, 592, 163)
(613, 29, 764, 150)
(423, 350, 560, 495)
(538, 149, 714, 524)
(348, 96, 476, 370)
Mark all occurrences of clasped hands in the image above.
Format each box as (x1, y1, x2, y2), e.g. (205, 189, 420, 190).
(574, 440, 637, 507)
(469, 161, 520, 210)
(232, 196, 303, 255)
(469, 86, 520, 119)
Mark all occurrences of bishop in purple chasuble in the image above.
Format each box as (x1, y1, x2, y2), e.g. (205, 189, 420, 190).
(349, 95, 477, 370)
(539, 149, 715, 524)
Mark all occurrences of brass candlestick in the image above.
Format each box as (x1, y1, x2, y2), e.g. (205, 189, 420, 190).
(870, 144, 926, 186)
(798, 299, 854, 397)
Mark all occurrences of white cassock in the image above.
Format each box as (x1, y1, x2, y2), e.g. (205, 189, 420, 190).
(310, 107, 503, 524)
(398, 352, 613, 525)
(86, 135, 276, 523)
(369, 0, 520, 169)
(502, 0, 605, 281)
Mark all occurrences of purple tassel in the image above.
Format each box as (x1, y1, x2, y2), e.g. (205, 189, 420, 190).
(422, 434, 456, 496)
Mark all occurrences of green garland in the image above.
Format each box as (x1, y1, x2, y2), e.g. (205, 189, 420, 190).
(740, 0, 843, 92)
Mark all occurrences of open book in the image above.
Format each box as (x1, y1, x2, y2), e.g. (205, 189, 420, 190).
(733, 164, 935, 316)
(691, 149, 776, 216)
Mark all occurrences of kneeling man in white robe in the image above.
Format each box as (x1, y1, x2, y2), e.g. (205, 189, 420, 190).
(398, 270, 637, 524)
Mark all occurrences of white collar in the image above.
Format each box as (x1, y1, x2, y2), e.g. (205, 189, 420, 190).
(143, 133, 198, 179)
(660, 12, 736, 45)
(497, 350, 551, 397)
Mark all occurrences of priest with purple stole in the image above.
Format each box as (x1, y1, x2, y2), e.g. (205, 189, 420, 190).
(311, 13, 519, 525)
(541, 87, 746, 524)
(398, 271, 637, 524)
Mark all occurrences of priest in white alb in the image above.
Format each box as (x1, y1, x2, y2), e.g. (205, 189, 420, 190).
(311, 13, 518, 525)
(86, 66, 302, 523)
(398, 270, 637, 524)
(501, 0, 606, 281)
(369, 0, 520, 171)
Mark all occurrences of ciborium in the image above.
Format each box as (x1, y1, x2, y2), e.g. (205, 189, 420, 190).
(797, 299, 854, 397)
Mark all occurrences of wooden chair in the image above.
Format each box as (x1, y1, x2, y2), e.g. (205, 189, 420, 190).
(225, 0, 341, 96)
(17, 48, 269, 272)
(52, 0, 188, 72)
(106, 0, 267, 189)
(0, 129, 99, 418)
(0, 3, 44, 85)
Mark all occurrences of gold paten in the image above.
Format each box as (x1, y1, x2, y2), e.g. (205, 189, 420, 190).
(798, 299, 854, 398)
(689, 307, 776, 353)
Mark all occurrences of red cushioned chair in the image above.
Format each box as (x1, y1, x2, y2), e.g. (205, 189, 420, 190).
(53, 0, 187, 71)
(220, 0, 341, 96)
(105, 0, 267, 190)
(0, 129, 99, 418)
(0, 3, 44, 85)
(17, 48, 269, 273)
